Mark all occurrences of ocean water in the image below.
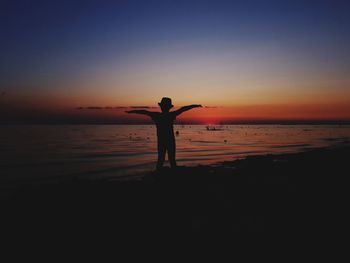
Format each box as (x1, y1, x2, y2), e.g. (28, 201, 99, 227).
(1, 125, 350, 183)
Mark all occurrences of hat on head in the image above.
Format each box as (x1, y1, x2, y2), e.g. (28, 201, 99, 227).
(158, 97, 173, 108)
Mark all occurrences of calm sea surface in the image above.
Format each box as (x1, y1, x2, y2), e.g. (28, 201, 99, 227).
(1, 125, 350, 183)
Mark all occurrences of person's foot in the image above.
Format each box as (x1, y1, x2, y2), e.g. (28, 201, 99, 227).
(170, 161, 177, 169)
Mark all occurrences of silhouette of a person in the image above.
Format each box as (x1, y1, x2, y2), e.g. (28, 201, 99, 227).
(126, 97, 202, 170)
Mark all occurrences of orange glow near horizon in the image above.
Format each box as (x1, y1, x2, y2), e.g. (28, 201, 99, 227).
(1, 89, 350, 123)
(58, 102, 350, 124)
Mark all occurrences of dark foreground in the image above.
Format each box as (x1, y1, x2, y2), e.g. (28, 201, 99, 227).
(2, 145, 349, 245)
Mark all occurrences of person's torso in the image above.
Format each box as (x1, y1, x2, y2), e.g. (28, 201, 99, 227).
(153, 112, 176, 138)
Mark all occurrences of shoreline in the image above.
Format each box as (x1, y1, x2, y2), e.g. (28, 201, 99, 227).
(2, 143, 349, 236)
(2, 142, 347, 195)
(1, 144, 350, 247)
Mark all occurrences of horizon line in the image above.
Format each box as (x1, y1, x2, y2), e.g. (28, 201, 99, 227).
(1, 120, 350, 125)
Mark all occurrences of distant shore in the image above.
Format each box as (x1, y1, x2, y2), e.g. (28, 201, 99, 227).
(2, 143, 349, 239)
(1, 121, 350, 125)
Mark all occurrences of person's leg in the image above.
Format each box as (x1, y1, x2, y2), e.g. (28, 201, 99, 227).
(157, 141, 166, 170)
(168, 139, 177, 168)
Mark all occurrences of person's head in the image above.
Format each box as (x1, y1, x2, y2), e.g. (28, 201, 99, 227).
(158, 97, 173, 112)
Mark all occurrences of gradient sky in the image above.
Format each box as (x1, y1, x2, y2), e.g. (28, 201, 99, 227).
(1, 0, 350, 123)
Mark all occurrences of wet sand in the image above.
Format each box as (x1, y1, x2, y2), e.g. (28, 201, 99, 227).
(2, 144, 349, 243)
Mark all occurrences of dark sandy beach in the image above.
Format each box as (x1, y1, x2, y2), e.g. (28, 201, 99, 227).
(2, 144, 349, 246)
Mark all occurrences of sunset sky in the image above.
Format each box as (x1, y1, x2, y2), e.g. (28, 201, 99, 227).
(1, 0, 350, 124)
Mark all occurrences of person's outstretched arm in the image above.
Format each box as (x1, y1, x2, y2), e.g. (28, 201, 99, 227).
(125, 110, 155, 117)
(173, 104, 202, 116)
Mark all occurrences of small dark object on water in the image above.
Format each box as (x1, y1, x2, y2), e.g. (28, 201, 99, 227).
(176, 131, 179, 136)
(206, 125, 224, 131)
